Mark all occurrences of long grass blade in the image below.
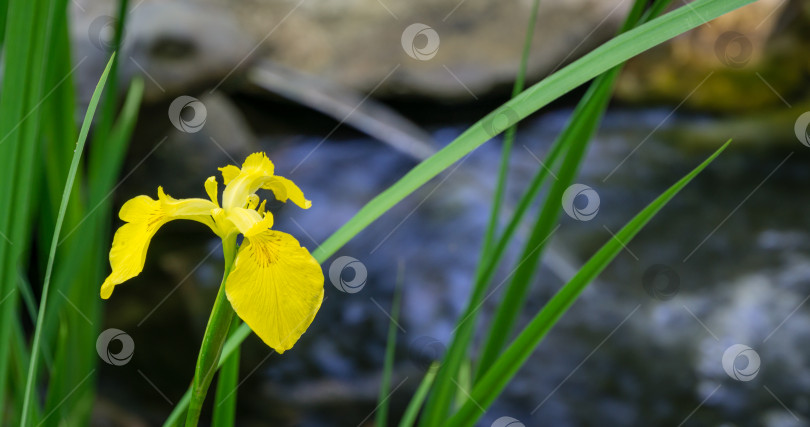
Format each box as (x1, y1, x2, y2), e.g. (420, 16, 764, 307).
(445, 140, 732, 427)
(474, 68, 616, 379)
(376, 260, 405, 427)
(38, 76, 142, 426)
(421, 1, 543, 418)
(398, 362, 439, 427)
(481, 0, 541, 260)
(89, 0, 129, 151)
(34, 4, 102, 422)
(20, 53, 116, 426)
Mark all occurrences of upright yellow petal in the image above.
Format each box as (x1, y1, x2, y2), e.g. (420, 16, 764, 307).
(100, 188, 217, 299)
(204, 176, 219, 207)
(225, 230, 324, 353)
(242, 152, 275, 174)
(220, 152, 312, 211)
(219, 165, 241, 185)
(221, 153, 276, 209)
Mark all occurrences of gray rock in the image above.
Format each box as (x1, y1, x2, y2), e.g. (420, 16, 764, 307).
(72, 1, 255, 102)
(72, 0, 629, 101)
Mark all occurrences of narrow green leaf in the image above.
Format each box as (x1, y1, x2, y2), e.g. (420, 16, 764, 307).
(42, 77, 144, 359)
(20, 53, 116, 426)
(376, 260, 405, 427)
(38, 76, 144, 425)
(475, 70, 617, 380)
(89, 0, 129, 152)
(212, 321, 242, 427)
(398, 363, 439, 427)
(452, 359, 472, 411)
(481, 0, 541, 261)
(164, 394, 191, 427)
(468, 0, 542, 374)
(445, 140, 733, 427)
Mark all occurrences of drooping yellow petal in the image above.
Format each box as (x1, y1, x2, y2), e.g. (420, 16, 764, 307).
(225, 230, 324, 353)
(263, 176, 312, 209)
(100, 188, 217, 299)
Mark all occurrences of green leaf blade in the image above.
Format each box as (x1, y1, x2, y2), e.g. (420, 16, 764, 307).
(20, 52, 117, 426)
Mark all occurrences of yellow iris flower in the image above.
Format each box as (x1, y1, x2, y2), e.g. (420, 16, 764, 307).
(100, 152, 324, 353)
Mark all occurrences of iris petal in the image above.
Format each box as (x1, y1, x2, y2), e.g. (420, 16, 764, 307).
(218, 152, 311, 211)
(263, 176, 312, 209)
(100, 188, 217, 299)
(205, 176, 219, 206)
(219, 165, 241, 185)
(225, 230, 323, 353)
(221, 153, 276, 209)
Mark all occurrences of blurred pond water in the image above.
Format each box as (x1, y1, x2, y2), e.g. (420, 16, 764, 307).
(100, 106, 810, 426)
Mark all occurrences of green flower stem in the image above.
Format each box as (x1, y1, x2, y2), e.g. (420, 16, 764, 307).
(185, 234, 238, 426)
